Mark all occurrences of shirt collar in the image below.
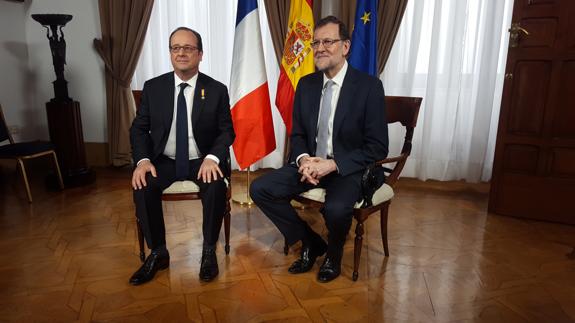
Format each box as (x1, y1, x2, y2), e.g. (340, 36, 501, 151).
(323, 60, 348, 88)
(174, 72, 198, 89)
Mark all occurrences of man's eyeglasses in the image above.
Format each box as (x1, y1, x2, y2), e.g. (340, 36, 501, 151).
(310, 39, 342, 49)
(169, 45, 199, 54)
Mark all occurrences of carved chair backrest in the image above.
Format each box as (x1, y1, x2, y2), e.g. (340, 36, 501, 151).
(381, 96, 422, 186)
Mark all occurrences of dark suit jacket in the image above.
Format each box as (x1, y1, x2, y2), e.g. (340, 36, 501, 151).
(130, 72, 235, 175)
(289, 66, 388, 177)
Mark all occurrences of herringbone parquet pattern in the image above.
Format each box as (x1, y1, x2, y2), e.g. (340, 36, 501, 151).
(1, 166, 574, 322)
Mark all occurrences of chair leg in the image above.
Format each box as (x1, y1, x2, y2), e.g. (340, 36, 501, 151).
(224, 199, 231, 255)
(381, 202, 390, 257)
(353, 220, 365, 281)
(17, 159, 33, 203)
(136, 218, 146, 263)
(51, 151, 65, 189)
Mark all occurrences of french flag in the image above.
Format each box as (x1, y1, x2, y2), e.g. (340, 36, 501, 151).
(230, 0, 276, 170)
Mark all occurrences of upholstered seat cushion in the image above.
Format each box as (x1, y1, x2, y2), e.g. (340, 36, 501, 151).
(163, 181, 200, 194)
(300, 183, 394, 208)
(162, 178, 230, 194)
(0, 141, 54, 158)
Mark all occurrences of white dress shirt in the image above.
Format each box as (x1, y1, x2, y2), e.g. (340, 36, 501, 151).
(297, 61, 349, 165)
(137, 72, 218, 166)
(163, 73, 201, 160)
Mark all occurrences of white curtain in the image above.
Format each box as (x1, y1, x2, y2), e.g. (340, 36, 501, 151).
(131, 0, 286, 170)
(382, 0, 514, 182)
(133, 0, 515, 182)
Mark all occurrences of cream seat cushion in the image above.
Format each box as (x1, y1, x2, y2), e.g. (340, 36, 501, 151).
(162, 179, 230, 195)
(163, 181, 200, 194)
(299, 183, 394, 208)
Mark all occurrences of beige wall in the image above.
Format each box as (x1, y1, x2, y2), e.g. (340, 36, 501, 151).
(25, 0, 106, 143)
(1, 0, 109, 165)
(0, 0, 32, 141)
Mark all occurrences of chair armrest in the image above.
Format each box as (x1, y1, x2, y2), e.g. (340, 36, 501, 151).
(374, 155, 405, 166)
(360, 153, 409, 207)
(360, 163, 385, 208)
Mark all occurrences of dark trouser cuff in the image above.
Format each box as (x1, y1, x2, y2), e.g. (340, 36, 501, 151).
(151, 244, 168, 255)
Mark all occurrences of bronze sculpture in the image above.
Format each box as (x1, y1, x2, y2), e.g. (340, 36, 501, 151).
(32, 14, 72, 101)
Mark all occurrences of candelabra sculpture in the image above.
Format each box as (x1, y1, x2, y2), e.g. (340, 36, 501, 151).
(32, 14, 94, 186)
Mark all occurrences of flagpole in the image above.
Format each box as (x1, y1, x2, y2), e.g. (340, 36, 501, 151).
(232, 167, 254, 206)
(276, 0, 315, 210)
(230, 0, 275, 207)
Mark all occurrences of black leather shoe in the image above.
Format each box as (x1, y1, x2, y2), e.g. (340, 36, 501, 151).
(199, 249, 219, 282)
(129, 251, 170, 285)
(317, 256, 341, 282)
(288, 238, 327, 274)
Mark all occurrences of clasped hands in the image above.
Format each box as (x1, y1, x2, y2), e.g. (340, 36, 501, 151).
(298, 156, 337, 185)
(132, 158, 222, 190)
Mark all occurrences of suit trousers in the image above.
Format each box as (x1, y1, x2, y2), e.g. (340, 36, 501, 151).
(250, 164, 362, 254)
(133, 155, 227, 250)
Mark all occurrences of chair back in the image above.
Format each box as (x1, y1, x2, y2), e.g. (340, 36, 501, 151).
(385, 96, 421, 129)
(0, 104, 14, 144)
(381, 96, 422, 186)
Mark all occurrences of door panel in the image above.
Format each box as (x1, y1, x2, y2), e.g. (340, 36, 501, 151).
(551, 61, 575, 138)
(569, 16, 575, 48)
(519, 18, 557, 48)
(489, 0, 575, 224)
(503, 145, 539, 173)
(508, 61, 551, 135)
(494, 173, 575, 222)
(550, 148, 575, 177)
(528, 0, 556, 5)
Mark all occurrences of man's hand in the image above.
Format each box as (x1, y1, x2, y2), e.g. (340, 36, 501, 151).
(311, 158, 337, 179)
(132, 160, 157, 190)
(298, 157, 337, 185)
(198, 158, 223, 183)
(298, 156, 318, 185)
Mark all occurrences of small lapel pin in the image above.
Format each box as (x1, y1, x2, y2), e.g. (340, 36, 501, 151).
(201, 89, 205, 100)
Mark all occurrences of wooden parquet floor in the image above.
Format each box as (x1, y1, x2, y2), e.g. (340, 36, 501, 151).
(1, 166, 575, 322)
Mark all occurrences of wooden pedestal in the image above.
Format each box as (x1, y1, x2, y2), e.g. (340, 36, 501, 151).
(46, 100, 95, 187)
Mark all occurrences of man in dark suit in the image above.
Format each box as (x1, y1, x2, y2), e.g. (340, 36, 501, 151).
(129, 27, 235, 285)
(250, 16, 388, 282)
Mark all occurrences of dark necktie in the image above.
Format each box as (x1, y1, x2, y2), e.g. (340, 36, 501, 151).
(315, 80, 334, 158)
(175, 83, 189, 179)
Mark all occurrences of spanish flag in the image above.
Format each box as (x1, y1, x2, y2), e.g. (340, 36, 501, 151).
(275, 0, 315, 135)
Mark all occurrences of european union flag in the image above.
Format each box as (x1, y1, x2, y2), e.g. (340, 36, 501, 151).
(349, 0, 378, 76)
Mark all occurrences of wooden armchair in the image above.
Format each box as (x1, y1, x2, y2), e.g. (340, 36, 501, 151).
(0, 104, 64, 202)
(294, 96, 422, 280)
(132, 90, 231, 262)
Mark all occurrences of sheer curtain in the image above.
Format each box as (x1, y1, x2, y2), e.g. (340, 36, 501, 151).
(133, 0, 515, 181)
(131, 0, 285, 170)
(382, 0, 514, 182)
